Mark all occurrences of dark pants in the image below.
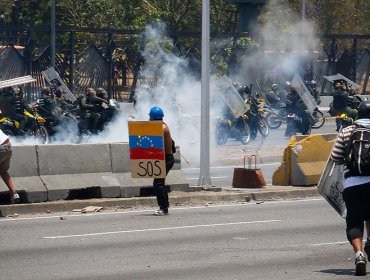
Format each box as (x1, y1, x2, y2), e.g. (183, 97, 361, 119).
(11, 113, 26, 131)
(343, 182, 370, 241)
(153, 154, 175, 210)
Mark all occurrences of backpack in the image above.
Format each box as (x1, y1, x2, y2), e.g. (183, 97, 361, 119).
(345, 126, 370, 176)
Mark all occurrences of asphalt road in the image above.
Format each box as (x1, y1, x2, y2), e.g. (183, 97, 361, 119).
(0, 197, 362, 280)
(183, 122, 337, 187)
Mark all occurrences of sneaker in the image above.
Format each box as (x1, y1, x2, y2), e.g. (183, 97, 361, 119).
(153, 209, 168, 216)
(364, 238, 370, 261)
(10, 192, 20, 204)
(355, 254, 367, 276)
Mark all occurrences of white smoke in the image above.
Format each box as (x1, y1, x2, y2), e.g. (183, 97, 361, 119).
(232, 0, 320, 89)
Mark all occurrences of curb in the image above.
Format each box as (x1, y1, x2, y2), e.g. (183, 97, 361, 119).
(0, 186, 320, 217)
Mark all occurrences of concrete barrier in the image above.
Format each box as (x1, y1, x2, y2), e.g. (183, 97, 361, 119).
(38, 143, 121, 201)
(272, 134, 337, 186)
(7, 145, 47, 203)
(2, 142, 189, 203)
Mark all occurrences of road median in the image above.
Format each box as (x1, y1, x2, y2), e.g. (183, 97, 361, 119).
(0, 185, 320, 217)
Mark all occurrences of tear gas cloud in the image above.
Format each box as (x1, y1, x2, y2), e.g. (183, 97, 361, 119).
(232, 0, 320, 87)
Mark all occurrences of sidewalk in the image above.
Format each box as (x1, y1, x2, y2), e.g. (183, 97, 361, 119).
(0, 184, 320, 217)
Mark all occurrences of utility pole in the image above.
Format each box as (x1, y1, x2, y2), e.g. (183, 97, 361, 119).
(198, 0, 212, 187)
(302, 0, 306, 34)
(51, 0, 56, 68)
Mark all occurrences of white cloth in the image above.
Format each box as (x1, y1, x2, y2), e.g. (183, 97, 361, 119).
(0, 129, 9, 146)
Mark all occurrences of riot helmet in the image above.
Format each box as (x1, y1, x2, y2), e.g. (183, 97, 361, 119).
(271, 84, 279, 92)
(357, 101, 370, 119)
(96, 88, 108, 99)
(149, 106, 164, 120)
(41, 87, 50, 95)
(86, 88, 96, 96)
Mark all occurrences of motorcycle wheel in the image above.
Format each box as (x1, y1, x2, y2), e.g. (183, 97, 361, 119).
(265, 112, 282, 129)
(311, 110, 325, 129)
(215, 123, 228, 146)
(35, 126, 49, 144)
(240, 123, 251, 145)
(258, 117, 269, 138)
(285, 120, 297, 138)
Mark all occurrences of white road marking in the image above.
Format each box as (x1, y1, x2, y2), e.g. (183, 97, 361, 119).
(43, 220, 282, 239)
(232, 238, 350, 247)
(0, 198, 324, 222)
(308, 241, 349, 246)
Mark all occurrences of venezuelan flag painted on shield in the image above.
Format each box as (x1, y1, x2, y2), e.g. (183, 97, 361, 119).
(128, 121, 166, 178)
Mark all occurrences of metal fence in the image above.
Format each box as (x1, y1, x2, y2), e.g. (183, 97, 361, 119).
(0, 26, 369, 104)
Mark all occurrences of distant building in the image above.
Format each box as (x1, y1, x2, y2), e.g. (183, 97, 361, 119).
(231, 0, 268, 33)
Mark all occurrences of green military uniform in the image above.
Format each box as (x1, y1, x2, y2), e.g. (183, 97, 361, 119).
(80, 95, 101, 133)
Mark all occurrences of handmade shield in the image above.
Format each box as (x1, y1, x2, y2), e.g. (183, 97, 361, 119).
(128, 121, 166, 178)
(317, 157, 346, 218)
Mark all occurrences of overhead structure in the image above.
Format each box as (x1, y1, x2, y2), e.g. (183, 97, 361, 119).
(0, 75, 36, 89)
(231, 0, 268, 33)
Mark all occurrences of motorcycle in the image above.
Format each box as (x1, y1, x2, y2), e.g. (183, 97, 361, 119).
(284, 110, 313, 138)
(244, 96, 269, 140)
(33, 99, 80, 141)
(0, 110, 49, 144)
(77, 98, 120, 143)
(98, 98, 120, 130)
(265, 103, 324, 130)
(215, 114, 251, 145)
(264, 104, 287, 129)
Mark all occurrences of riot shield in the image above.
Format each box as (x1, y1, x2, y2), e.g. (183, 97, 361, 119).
(214, 76, 246, 118)
(324, 73, 360, 90)
(317, 156, 346, 218)
(42, 67, 76, 102)
(291, 75, 317, 114)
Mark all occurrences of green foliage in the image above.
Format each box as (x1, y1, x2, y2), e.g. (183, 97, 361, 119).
(1, 0, 369, 73)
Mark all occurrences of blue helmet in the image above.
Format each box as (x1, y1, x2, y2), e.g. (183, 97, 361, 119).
(149, 106, 164, 120)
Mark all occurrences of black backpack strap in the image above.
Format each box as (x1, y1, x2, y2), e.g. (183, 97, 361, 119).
(344, 124, 359, 162)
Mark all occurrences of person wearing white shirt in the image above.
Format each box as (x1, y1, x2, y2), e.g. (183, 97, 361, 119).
(0, 128, 20, 204)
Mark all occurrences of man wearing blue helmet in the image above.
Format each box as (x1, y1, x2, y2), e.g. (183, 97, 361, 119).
(149, 106, 175, 215)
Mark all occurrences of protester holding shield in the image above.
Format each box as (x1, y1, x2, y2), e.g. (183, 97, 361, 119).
(330, 101, 370, 276)
(148, 106, 175, 216)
